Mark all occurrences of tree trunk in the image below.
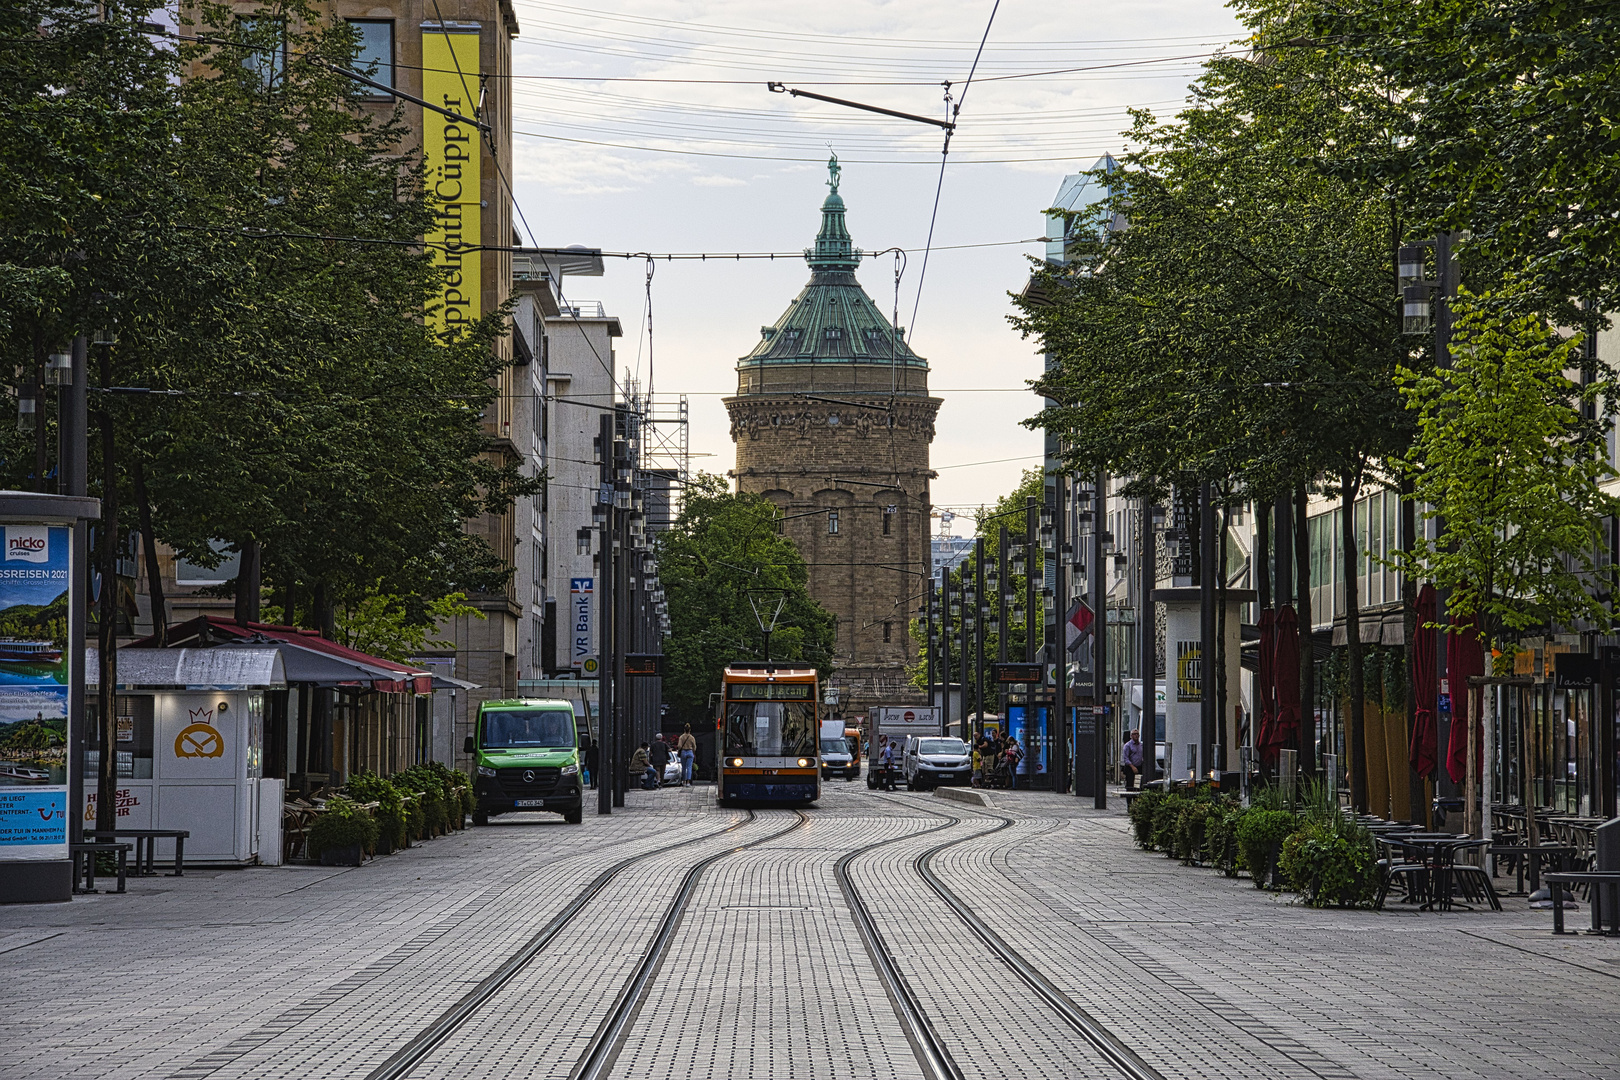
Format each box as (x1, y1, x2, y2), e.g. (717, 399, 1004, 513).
(132, 456, 166, 646)
(1341, 472, 1369, 813)
(313, 580, 335, 640)
(234, 539, 261, 624)
(1293, 484, 1314, 776)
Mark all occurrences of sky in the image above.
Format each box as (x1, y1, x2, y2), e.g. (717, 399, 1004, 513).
(508, 0, 1247, 536)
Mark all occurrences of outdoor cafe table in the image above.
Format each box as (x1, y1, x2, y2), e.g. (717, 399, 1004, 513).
(1375, 834, 1476, 911)
(1485, 843, 1578, 896)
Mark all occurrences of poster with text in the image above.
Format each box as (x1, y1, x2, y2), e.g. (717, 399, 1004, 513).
(0, 524, 71, 859)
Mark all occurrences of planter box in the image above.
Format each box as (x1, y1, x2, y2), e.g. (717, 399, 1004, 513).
(319, 843, 363, 867)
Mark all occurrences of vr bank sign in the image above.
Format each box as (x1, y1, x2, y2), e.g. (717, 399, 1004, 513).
(570, 578, 595, 675)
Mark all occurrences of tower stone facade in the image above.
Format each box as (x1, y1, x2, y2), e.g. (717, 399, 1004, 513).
(726, 158, 940, 709)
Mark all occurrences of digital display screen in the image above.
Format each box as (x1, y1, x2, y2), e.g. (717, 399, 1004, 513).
(727, 683, 814, 700)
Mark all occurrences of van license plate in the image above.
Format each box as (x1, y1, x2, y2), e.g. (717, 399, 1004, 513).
(515, 799, 546, 807)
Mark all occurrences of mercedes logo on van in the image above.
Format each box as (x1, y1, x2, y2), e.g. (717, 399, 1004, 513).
(523, 770, 535, 783)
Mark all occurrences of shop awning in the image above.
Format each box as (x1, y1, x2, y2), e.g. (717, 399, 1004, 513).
(90, 646, 287, 689)
(130, 616, 435, 693)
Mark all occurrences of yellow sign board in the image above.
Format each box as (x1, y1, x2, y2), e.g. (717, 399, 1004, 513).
(421, 26, 481, 335)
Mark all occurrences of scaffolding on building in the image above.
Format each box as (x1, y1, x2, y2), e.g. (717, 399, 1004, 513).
(622, 375, 690, 532)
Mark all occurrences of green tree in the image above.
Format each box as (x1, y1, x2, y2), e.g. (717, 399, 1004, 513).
(655, 475, 836, 719)
(1395, 288, 1620, 654)
(336, 590, 480, 662)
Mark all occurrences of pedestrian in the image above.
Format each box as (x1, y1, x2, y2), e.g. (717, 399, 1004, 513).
(1004, 736, 1022, 790)
(649, 737, 671, 785)
(1122, 729, 1144, 791)
(971, 741, 982, 787)
(879, 738, 898, 791)
(631, 742, 655, 790)
(678, 724, 697, 785)
(583, 734, 600, 790)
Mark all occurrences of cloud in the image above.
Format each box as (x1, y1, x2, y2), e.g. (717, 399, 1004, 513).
(691, 174, 748, 187)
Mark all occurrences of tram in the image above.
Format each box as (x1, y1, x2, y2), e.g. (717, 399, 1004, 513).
(717, 664, 821, 804)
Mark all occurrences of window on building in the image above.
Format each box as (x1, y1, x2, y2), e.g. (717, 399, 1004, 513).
(827, 510, 839, 535)
(882, 511, 891, 536)
(346, 20, 394, 96)
(238, 18, 286, 89)
(883, 622, 893, 643)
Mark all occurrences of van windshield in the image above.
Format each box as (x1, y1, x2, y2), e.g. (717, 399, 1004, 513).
(482, 709, 575, 749)
(820, 738, 850, 755)
(919, 738, 966, 755)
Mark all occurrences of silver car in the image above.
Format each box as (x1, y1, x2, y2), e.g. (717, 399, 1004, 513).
(904, 736, 971, 790)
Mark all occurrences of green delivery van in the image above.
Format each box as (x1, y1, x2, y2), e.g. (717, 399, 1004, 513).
(465, 699, 584, 825)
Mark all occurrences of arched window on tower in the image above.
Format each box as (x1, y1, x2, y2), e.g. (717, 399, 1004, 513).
(827, 510, 840, 535)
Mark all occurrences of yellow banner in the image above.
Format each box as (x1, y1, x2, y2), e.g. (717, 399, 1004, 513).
(422, 27, 481, 335)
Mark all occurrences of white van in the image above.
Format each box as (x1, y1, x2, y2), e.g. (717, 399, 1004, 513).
(903, 735, 971, 790)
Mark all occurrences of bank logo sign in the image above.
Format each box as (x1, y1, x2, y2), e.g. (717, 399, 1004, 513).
(571, 578, 594, 674)
(422, 25, 482, 336)
(4, 526, 50, 563)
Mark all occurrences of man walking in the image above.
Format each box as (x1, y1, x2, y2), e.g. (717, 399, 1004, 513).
(879, 738, 898, 791)
(649, 737, 671, 786)
(678, 724, 697, 785)
(1122, 729, 1144, 791)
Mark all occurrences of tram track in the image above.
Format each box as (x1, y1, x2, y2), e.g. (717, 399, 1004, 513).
(850, 793, 1164, 1080)
(568, 809, 812, 1080)
(364, 808, 761, 1080)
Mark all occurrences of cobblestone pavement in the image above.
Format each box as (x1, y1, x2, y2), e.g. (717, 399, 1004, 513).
(2, 783, 1616, 1080)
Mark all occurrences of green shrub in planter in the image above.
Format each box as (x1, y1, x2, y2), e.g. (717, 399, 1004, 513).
(1236, 808, 1300, 889)
(346, 771, 407, 854)
(1174, 801, 1214, 865)
(307, 796, 379, 865)
(1279, 820, 1377, 907)
(1128, 789, 1165, 849)
(398, 766, 449, 838)
(425, 761, 471, 828)
(1202, 801, 1245, 876)
(1150, 792, 1187, 856)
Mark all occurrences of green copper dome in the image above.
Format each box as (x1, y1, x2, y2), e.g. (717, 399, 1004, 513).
(739, 154, 926, 369)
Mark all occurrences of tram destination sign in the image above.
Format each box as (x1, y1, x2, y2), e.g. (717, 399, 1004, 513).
(992, 662, 1044, 685)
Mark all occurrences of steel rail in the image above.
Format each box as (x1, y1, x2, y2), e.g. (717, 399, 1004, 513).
(911, 802, 1167, 1080)
(364, 809, 759, 1080)
(569, 809, 812, 1080)
(834, 811, 968, 1080)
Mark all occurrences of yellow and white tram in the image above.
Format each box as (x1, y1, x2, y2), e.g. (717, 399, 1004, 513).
(716, 664, 821, 805)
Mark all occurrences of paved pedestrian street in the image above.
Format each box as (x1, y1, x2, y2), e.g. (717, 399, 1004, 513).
(3, 785, 1617, 1080)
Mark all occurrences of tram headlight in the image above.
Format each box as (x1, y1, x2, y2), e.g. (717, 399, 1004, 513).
(729, 757, 744, 768)
(797, 757, 811, 768)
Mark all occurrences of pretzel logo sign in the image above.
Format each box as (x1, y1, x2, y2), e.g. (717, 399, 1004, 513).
(174, 708, 225, 759)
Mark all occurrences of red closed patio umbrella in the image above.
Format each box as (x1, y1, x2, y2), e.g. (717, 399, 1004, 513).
(1267, 605, 1301, 765)
(1255, 608, 1277, 763)
(1445, 609, 1486, 785)
(1408, 584, 1439, 778)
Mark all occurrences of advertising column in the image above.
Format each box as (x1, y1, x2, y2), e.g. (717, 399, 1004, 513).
(0, 524, 74, 898)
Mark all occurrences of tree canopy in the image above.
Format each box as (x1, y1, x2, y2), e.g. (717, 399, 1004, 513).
(655, 475, 836, 718)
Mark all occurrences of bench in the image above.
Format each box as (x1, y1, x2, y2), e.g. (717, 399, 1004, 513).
(85, 829, 189, 878)
(1546, 871, 1620, 936)
(70, 841, 131, 894)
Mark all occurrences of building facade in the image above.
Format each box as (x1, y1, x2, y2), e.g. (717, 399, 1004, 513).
(726, 158, 940, 709)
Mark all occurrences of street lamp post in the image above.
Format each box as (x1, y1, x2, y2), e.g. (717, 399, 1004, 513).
(1092, 471, 1108, 809)
(974, 536, 985, 742)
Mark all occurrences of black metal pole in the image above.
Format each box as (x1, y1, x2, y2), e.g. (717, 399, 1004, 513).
(1052, 483, 1068, 796)
(998, 527, 1008, 722)
(597, 413, 613, 816)
(959, 556, 970, 742)
(1093, 470, 1108, 808)
(95, 338, 118, 836)
(940, 571, 952, 737)
(1141, 498, 1158, 786)
(65, 336, 89, 849)
(925, 577, 935, 711)
(974, 537, 985, 741)
(1200, 481, 1216, 778)
(614, 461, 628, 807)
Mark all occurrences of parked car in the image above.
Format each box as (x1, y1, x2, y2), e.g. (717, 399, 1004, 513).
(661, 751, 682, 786)
(904, 736, 971, 790)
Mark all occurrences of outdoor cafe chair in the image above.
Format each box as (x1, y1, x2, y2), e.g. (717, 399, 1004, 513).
(1437, 838, 1502, 912)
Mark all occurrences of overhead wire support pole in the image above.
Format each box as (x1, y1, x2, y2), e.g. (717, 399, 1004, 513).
(765, 83, 956, 131)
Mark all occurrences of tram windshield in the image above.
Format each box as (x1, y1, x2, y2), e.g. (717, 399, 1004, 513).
(481, 709, 575, 749)
(725, 701, 816, 757)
